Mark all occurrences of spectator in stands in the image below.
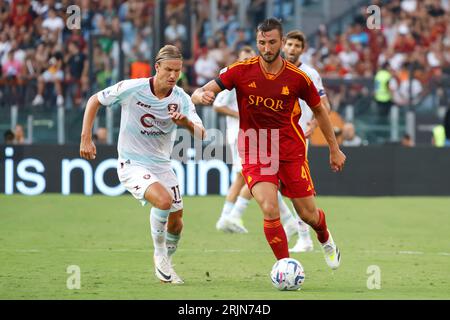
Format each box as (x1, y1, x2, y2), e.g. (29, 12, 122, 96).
(342, 122, 362, 147)
(164, 16, 187, 43)
(391, 66, 424, 108)
(14, 124, 25, 145)
(65, 41, 88, 109)
(334, 126, 343, 145)
(4, 129, 14, 144)
(374, 62, 394, 120)
(41, 6, 64, 43)
(2, 49, 22, 107)
(94, 127, 108, 145)
(401, 133, 414, 147)
(31, 48, 65, 107)
(194, 47, 219, 86)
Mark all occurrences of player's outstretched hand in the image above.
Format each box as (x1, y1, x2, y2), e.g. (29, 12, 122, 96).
(170, 111, 190, 127)
(330, 149, 346, 172)
(200, 90, 215, 105)
(80, 138, 97, 160)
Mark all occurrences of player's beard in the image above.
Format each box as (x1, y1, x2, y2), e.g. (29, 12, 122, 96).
(260, 48, 281, 63)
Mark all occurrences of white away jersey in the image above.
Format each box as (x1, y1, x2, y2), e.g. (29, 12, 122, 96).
(97, 78, 203, 170)
(298, 63, 326, 132)
(212, 89, 239, 144)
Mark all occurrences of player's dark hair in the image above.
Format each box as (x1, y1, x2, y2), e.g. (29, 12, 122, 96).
(285, 30, 306, 49)
(256, 18, 283, 38)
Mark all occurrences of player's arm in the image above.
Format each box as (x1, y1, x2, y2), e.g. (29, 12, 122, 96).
(305, 95, 331, 138)
(192, 62, 239, 106)
(311, 103, 346, 172)
(170, 111, 206, 140)
(191, 79, 223, 105)
(80, 94, 101, 160)
(80, 80, 127, 160)
(214, 106, 239, 118)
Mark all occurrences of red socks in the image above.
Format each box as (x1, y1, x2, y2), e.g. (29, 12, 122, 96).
(311, 208, 330, 244)
(263, 217, 289, 260)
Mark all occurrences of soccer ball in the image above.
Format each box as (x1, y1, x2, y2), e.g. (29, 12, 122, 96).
(270, 258, 305, 291)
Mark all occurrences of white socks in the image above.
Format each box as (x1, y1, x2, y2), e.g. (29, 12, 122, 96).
(150, 207, 170, 256)
(220, 200, 234, 218)
(229, 196, 250, 219)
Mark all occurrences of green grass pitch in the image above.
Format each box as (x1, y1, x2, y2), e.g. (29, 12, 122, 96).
(0, 195, 449, 299)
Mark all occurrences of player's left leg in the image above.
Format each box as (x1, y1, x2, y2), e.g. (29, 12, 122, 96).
(224, 184, 252, 233)
(278, 160, 339, 269)
(291, 196, 341, 270)
(277, 191, 299, 241)
(167, 210, 184, 284)
(216, 172, 245, 232)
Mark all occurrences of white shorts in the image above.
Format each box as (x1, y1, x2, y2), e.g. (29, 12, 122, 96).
(117, 160, 183, 211)
(230, 141, 242, 172)
(42, 70, 64, 82)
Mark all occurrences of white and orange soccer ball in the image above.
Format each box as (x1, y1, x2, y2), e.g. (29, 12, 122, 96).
(270, 258, 305, 291)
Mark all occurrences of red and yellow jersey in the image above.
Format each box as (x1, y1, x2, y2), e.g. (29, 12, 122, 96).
(217, 56, 320, 162)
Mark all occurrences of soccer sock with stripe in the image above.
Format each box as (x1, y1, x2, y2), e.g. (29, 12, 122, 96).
(263, 217, 289, 260)
(310, 208, 330, 244)
(220, 200, 234, 218)
(229, 196, 249, 219)
(150, 207, 170, 256)
(166, 232, 180, 257)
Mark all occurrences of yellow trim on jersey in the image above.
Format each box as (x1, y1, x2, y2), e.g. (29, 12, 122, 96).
(258, 57, 286, 81)
(304, 160, 315, 189)
(290, 99, 306, 150)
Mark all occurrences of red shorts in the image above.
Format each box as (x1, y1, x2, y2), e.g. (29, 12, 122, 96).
(241, 159, 315, 198)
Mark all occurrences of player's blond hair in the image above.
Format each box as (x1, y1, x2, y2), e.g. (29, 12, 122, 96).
(155, 45, 183, 64)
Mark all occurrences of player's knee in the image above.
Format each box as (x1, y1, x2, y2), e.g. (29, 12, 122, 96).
(155, 196, 172, 210)
(260, 201, 279, 218)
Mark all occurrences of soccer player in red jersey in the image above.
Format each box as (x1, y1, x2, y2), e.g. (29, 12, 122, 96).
(191, 18, 346, 269)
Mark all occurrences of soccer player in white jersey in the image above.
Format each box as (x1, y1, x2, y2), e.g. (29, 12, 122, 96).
(213, 46, 254, 233)
(213, 46, 300, 236)
(79, 45, 205, 284)
(283, 30, 332, 253)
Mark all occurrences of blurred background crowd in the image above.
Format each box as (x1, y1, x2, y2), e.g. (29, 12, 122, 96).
(0, 0, 449, 147)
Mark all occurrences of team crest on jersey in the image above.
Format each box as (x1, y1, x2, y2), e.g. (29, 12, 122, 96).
(143, 174, 151, 180)
(167, 103, 179, 113)
(281, 86, 290, 95)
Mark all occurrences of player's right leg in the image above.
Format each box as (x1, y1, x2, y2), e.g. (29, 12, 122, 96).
(117, 160, 173, 282)
(144, 183, 174, 282)
(251, 182, 290, 260)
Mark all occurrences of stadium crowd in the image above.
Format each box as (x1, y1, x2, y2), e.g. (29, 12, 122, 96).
(0, 0, 449, 145)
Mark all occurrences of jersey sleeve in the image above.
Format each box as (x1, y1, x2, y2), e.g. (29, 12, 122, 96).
(216, 64, 239, 91)
(299, 77, 321, 108)
(97, 79, 144, 106)
(310, 68, 326, 97)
